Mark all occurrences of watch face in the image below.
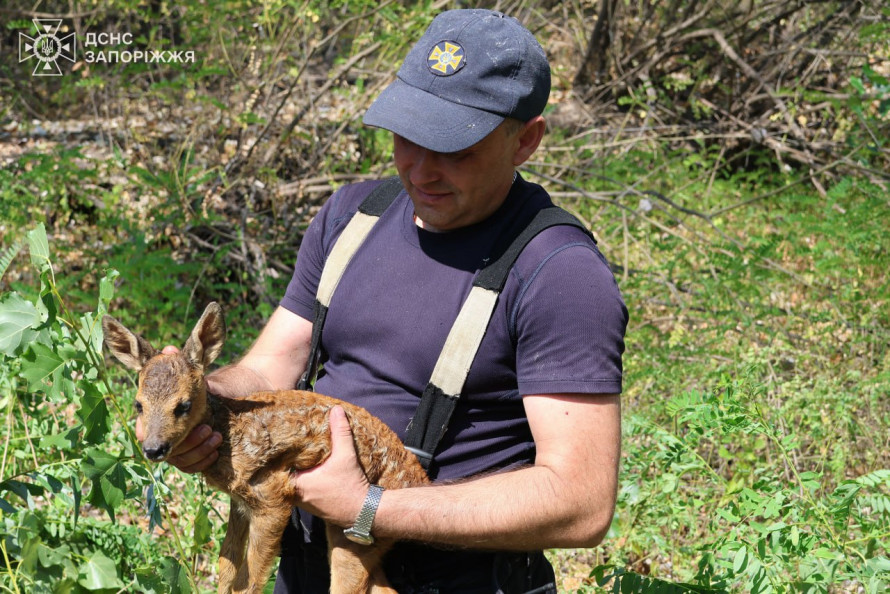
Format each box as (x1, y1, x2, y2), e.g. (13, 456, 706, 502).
(343, 528, 375, 546)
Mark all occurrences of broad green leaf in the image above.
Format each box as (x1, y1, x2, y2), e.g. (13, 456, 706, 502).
(0, 478, 45, 504)
(77, 381, 110, 444)
(26, 223, 51, 273)
(99, 269, 119, 312)
(78, 550, 124, 590)
(38, 543, 73, 570)
(160, 556, 193, 594)
(81, 450, 127, 520)
(812, 547, 843, 560)
(79, 311, 104, 358)
(19, 533, 40, 574)
(21, 342, 65, 392)
(733, 546, 748, 573)
(660, 472, 679, 494)
(0, 292, 40, 355)
(0, 496, 15, 513)
(866, 556, 890, 573)
(193, 502, 213, 551)
(40, 426, 82, 450)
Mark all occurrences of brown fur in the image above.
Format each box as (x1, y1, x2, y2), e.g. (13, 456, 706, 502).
(102, 302, 429, 594)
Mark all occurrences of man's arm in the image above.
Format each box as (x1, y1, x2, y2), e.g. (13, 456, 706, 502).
(293, 393, 621, 550)
(206, 305, 313, 396)
(162, 306, 313, 472)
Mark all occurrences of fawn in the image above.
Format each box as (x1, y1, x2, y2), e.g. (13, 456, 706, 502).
(102, 302, 429, 594)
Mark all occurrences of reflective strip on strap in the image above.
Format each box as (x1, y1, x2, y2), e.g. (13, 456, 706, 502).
(316, 211, 379, 307)
(427, 285, 500, 397)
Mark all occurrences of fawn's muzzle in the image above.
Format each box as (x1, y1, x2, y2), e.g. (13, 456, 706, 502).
(143, 443, 170, 461)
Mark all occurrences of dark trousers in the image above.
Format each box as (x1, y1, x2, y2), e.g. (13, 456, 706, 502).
(272, 522, 557, 594)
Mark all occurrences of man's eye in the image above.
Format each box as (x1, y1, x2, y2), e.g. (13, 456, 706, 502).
(445, 150, 471, 161)
(174, 401, 192, 417)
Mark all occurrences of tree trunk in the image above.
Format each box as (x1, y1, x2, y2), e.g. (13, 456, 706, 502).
(574, 0, 619, 89)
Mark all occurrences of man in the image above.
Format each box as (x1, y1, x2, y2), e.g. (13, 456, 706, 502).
(152, 9, 627, 593)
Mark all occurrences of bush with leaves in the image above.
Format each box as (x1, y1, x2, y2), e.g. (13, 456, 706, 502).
(0, 226, 220, 593)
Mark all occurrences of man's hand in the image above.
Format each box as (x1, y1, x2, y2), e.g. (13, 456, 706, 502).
(290, 405, 370, 528)
(133, 345, 222, 473)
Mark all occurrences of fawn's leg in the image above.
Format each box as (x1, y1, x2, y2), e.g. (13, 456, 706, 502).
(326, 524, 397, 594)
(232, 505, 290, 594)
(218, 499, 250, 594)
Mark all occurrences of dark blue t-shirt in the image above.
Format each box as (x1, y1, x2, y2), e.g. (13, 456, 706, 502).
(281, 174, 627, 482)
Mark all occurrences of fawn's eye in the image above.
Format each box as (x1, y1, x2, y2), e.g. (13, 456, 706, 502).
(174, 401, 192, 417)
(134, 401, 143, 414)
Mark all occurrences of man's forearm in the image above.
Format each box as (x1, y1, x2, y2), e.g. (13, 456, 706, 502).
(369, 464, 613, 551)
(294, 395, 620, 553)
(206, 364, 275, 398)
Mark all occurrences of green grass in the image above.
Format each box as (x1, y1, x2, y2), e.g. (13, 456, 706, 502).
(546, 153, 890, 591)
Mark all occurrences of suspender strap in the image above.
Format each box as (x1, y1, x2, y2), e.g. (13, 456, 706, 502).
(298, 175, 594, 472)
(404, 206, 593, 471)
(298, 177, 403, 390)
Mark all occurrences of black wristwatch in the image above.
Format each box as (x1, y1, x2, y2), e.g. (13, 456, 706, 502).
(343, 485, 384, 545)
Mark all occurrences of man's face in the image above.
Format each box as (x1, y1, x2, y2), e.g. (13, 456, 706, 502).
(393, 120, 524, 233)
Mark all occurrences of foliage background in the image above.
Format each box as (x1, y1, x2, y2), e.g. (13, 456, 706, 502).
(0, 0, 888, 592)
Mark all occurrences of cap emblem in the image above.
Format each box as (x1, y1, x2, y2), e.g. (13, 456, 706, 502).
(427, 41, 465, 76)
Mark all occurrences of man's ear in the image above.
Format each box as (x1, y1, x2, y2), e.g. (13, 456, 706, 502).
(512, 116, 546, 167)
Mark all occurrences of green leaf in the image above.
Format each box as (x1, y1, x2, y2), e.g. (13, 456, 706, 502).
(733, 546, 748, 573)
(78, 550, 124, 590)
(78, 312, 104, 361)
(40, 426, 82, 450)
(799, 470, 822, 492)
(866, 556, 890, 573)
(20, 342, 66, 392)
(0, 496, 15, 513)
(26, 223, 51, 273)
(160, 556, 192, 594)
(193, 502, 212, 552)
(0, 236, 25, 281)
(812, 547, 842, 561)
(81, 450, 128, 520)
(0, 478, 45, 504)
(38, 542, 72, 570)
(77, 381, 111, 444)
(146, 483, 164, 532)
(850, 76, 866, 94)
(99, 269, 119, 313)
(0, 292, 40, 356)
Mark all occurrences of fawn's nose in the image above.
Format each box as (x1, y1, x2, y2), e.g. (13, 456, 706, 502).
(142, 443, 170, 461)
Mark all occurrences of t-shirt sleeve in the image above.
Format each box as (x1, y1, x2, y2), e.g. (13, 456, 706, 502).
(280, 214, 326, 321)
(513, 241, 628, 396)
(280, 189, 350, 320)
(280, 181, 386, 321)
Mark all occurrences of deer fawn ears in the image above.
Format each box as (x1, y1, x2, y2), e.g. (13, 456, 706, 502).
(182, 302, 226, 371)
(102, 302, 226, 372)
(101, 315, 157, 371)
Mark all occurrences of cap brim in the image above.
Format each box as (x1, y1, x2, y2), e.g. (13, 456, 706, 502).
(363, 78, 505, 153)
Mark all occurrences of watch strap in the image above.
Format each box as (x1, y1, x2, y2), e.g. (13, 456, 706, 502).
(346, 484, 384, 541)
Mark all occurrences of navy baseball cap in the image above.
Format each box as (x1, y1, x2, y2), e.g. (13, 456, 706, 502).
(363, 9, 551, 153)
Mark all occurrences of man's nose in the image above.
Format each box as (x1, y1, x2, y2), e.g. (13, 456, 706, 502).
(409, 147, 441, 185)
